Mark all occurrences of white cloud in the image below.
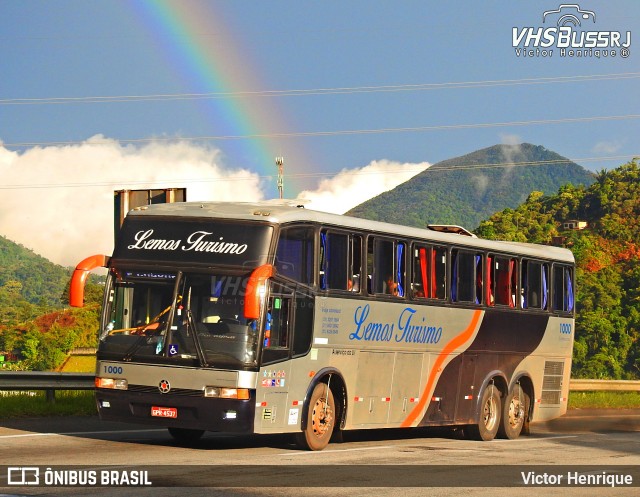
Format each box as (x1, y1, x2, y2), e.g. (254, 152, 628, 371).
(499, 133, 522, 146)
(592, 140, 623, 155)
(296, 159, 430, 214)
(0, 136, 264, 266)
(0, 139, 432, 266)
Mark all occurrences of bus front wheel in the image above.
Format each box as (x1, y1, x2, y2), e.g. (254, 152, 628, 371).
(466, 384, 501, 441)
(295, 382, 335, 451)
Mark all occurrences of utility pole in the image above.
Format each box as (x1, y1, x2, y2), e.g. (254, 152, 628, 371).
(275, 156, 284, 199)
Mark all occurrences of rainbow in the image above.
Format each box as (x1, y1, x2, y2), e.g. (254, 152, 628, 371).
(126, 1, 310, 197)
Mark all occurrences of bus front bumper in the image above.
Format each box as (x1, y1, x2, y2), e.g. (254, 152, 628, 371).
(95, 388, 256, 433)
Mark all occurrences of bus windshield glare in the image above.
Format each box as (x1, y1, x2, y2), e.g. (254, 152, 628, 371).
(100, 270, 259, 369)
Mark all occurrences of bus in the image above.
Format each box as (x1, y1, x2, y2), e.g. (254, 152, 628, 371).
(70, 200, 575, 450)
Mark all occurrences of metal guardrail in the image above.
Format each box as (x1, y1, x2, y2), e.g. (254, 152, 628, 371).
(0, 372, 94, 402)
(569, 379, 640, 392)
(0, 373, 637, 402)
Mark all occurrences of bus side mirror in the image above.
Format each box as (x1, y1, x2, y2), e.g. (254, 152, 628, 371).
(69, 254, 109, 307)
(244, 264, 274, 319)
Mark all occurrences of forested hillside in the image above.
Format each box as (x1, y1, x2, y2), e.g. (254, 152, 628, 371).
(347, 143, 595, 229)
(0, 236, 103, 370)
(476, 161, 640, 379)
(0, 235, 73, 307)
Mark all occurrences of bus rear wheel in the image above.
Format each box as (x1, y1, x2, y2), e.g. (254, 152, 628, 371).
(466, 384, 501, 441)
(498, 385, 529, 439)
(168, 427, 205, 443)
(295, 383, 335, 451)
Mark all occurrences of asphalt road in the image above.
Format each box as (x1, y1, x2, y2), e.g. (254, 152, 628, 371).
(0, 409, 638, 497)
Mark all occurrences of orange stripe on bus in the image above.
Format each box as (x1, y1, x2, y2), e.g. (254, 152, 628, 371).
(401, 309, 483, 428)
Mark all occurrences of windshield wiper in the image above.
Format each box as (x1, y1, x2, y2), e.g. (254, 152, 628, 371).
(187, 308, 209, 368)
(121, 310, 172, 361)
(122, 333, 155, 362)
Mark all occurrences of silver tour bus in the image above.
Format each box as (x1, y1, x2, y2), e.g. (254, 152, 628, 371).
(70, 200, 575, 450)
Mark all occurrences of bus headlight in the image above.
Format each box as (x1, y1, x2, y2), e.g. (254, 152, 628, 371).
(95, 377, 128, 390)
(204, 386, 250, 400)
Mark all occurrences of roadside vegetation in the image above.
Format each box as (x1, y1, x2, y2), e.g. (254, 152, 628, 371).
(0, 390, 96, 418)
(568, 391, 640, 410)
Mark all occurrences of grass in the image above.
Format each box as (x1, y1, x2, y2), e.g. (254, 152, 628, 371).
(0, 390, 97, 418)
(568, 390, 640, 409)
(58, 355, 96, 373)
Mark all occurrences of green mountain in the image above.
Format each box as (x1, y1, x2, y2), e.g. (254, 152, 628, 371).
(0, 236, 103, 370)
(0, 235, 72, 308)
(347, 143, 595, 230)
(476, 160, 640, 379)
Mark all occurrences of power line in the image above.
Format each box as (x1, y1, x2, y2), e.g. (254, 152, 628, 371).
(3, 113, 640, 149)
(1, 72, 638, 105)
(0, 154, 636, 191)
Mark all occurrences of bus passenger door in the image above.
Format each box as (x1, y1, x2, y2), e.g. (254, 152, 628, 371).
(389, 353, 424, 423)
(258, 288, 293, 431)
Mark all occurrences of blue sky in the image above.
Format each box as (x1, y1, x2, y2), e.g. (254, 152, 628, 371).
(0, 1, 638, 264)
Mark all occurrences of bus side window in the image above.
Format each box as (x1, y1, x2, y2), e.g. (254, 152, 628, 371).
(412, 245, 446, 299)
(522, 260, 549, 310)
(320, 230, 362, 292)
(368, 237, 404, 297)
(320, 230, 348, 290)
(266, 295, 291, 348)
(553, 264, 574, 313)
(276, 227, 314, 285)
(493, 256, 516, 307)
(451, 250, 479, 303)
(262, 286, 293, 365)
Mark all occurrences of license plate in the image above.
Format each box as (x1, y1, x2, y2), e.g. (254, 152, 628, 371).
(151, 406, 178, 418)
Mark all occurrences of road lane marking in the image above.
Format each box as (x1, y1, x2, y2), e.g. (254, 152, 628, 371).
(0, 428, 166, 439)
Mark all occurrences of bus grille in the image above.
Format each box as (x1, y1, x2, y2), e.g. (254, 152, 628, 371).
(541, 390, 561, 405)
(541, 361, 564, 406)
(127, 385, 204, 397)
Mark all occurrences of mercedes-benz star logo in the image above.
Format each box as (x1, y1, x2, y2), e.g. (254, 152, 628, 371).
(158, 379, 171, 394)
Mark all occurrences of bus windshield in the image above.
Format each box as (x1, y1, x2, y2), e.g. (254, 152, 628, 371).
(99, 270, 259, 369)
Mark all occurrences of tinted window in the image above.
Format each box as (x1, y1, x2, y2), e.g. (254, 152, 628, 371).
(488, 256, 517, 307)
(451, 250, 481, 304)
(412, 245, 447, 299)
(367, 237, 405, 297)
(276, 227, 314, 285)
(552, 265, 574, 313)
(320, 231, 362, 291)
(522, 260, 549, 310)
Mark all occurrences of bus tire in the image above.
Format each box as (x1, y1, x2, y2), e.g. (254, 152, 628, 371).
(498, 385, 529, 440)
(467, 384, 501, 441)
(295, 382, 335, 451)
(168, 427, 205, 443)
